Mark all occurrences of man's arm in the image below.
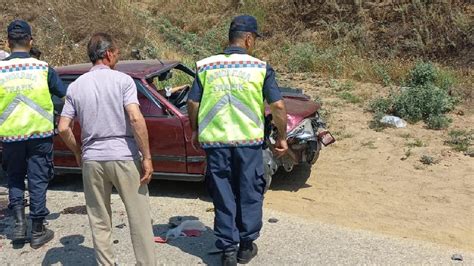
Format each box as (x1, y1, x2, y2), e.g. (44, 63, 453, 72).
(270, 100, 287, 139)
(269, 100, 288, 156)
(187, 100, 200, 149)
(48, 67, 67, 98)
(187, 72, 204, 149)
(263, 64, 288, 156)
(58, 90, 81, 165)
(125, 104, 153, 185)
(58, 117, 81, 166)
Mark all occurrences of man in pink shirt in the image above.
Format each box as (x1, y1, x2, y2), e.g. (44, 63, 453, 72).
(58, 33, 155, 265)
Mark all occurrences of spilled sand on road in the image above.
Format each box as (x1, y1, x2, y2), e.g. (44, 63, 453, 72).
(265, 75, 474, 251)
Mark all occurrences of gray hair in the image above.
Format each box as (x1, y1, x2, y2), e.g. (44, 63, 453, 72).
(87, 33, 115, 63)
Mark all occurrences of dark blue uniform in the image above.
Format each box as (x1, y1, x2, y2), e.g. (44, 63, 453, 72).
(189, 47, 282, 250)
(2, 52, 66, 220)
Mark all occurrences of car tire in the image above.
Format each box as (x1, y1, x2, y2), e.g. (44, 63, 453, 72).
(264, 172, 272, 193)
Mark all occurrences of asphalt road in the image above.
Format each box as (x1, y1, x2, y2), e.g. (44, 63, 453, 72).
(0, 175, 472, 265)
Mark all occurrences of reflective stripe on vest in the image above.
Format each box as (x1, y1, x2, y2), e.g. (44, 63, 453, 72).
(197, 53, 266, 148)
(0, 58, 54, 142)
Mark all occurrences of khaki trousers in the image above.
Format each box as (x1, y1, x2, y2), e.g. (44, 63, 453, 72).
(82, 160, 156, 266)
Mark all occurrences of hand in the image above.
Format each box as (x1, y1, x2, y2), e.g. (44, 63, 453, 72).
(191, 131, 200, 150)
(140, 158, 153, 185)
(74, 152, 82, 167)
(274, 138, 288, 158)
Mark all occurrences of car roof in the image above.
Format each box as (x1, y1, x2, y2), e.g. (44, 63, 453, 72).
(56, 60, 181, 79)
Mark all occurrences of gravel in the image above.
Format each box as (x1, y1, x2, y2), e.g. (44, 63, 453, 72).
(0, 176, 473, 265)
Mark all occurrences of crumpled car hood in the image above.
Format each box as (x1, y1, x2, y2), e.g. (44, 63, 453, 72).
(265, 95, 320, 132)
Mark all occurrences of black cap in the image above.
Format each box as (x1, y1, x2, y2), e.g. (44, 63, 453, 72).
(7, 20, 32, 40)
(229, 15, 261, 37)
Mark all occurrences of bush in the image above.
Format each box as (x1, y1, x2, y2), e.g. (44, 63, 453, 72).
(426, 115, 452, 130)
(435, 68, 457, 91)
(445, 130, 473, 152)
(368, 97, 393, 115)
(393, 84, 454, 123)
(287, 43, 318, 72)
(368, 61, 456, 130)
(338, 91, 361, 104)
(407, 62, 437, 87)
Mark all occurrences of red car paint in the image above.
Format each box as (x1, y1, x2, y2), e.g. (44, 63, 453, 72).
(1, 60, 321, 181)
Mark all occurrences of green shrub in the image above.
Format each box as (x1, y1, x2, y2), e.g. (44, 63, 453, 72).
(393, 84, 454, 123)
(287, 43, 318, 72)
(368, 97, 393, 114)
(407, 61, 437, 87)
(368, 112, 389, 132)
(426, 115, 452, 130)
(445, 130, 473, 152)
(373, 64, 392, 86)
(435, 68, 457, 91)
(368, 61, 456, 130)
(420, 155, 438, 165)
(338, 91, 361, 104)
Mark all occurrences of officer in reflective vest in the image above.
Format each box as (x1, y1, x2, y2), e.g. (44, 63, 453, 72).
(0, 20, 66, 248)
(188, 15, 288, 266)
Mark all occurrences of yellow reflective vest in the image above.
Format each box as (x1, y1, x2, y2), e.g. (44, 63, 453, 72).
(197, 53, 266, 148)
(0, 57, 54, 142)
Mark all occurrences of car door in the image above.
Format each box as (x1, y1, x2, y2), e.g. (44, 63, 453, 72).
(53, 75, 82, 168)
(134, 79, 187, 174)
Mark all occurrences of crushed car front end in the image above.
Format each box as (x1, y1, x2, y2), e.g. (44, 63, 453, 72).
(263, 89, 335, 190)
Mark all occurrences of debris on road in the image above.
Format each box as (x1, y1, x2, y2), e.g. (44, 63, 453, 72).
(115, 223, 126, 229)
(206, 207, 214, 212)
(451, 254, 463, 261)
(61, 205, 87, 215)
(268, 218, 279, 223)
(154, 236, 167, 243)
(113, 240, 119, 244)
(166, 220, 206, 240)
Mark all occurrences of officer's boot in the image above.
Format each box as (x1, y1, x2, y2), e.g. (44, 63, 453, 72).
(237, 241, 258, 264)
(222, 249, 237, 266)
(30, 218, 54, 249)
(12, 206, 27, 240)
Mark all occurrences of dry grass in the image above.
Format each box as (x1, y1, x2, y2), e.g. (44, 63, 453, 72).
(0, 0, 472, 103)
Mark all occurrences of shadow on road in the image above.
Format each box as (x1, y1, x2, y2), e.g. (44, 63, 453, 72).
(153, 216, 220, 265)
(42, 235, 95, 265)
(48, 174, 211, 202)
(269, 164, 312, 192)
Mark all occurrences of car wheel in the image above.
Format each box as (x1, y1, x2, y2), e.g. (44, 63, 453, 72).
(307, 140, 322, 164)
(264, 171, 272, 193)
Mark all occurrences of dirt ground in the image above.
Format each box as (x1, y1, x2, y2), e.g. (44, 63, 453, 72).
(265, 74, 474, 252)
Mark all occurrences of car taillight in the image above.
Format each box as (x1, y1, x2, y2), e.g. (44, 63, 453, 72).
(318, 130, 335, 146)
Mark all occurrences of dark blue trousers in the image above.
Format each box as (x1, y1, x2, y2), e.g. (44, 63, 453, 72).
(2, 137, 53, 220)
(205, 146, 266, 251)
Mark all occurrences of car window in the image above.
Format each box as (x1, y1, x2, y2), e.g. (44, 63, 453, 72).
(147, 65, 194, 114)
(134, 80, 166, 117)
(152, 68, 193, 91)
(56, 76, 165, 117)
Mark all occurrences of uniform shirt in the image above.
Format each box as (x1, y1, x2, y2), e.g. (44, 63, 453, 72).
(3, 52, 66, 98)
(61, 64, 140, 161)
(188, 46, 282, 104)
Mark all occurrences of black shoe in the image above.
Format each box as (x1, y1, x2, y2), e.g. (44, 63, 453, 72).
(237, 242, 258, 264)
(12, 206, 27, 240)
(30, 219, 54, 249)
(222, 249, 237, 266)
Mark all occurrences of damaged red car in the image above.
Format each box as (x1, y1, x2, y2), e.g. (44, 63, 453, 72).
(1, 60, 334, 189)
